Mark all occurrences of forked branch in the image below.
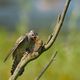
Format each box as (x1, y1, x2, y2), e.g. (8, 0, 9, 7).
(9, 0, 71, 80)
(44, 0, 71, 51)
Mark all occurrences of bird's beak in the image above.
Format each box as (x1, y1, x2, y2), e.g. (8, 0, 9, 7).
(31, 35, 38, 42)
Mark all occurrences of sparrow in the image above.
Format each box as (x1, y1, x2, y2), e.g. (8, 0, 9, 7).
(4, 30, 43, 76)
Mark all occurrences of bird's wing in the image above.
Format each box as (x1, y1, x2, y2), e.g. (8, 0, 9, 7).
(4, 35, 27, 62)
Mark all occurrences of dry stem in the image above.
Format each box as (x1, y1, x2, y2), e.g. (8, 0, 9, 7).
(9, 0, 71, 80)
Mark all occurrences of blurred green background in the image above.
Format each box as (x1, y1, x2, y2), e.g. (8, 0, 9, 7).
(0, 0, 80, 80)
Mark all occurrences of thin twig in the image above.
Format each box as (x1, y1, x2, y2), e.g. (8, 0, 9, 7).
(35, 51, 57, 80)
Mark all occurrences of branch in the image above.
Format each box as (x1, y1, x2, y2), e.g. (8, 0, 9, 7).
(35, 51, 57, 80)
(9, 52, 39, 80)
(44, 0, 71, 51)
(9, 0, 71, 80)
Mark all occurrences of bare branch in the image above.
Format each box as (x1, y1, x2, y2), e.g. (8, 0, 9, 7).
(8, 0, 71, 80)
(9, 52, 39, 80)
(44, 0, 71, 51)
(35, 51, 57, 80)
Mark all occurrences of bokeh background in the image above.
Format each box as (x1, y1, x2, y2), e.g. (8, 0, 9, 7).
(0, 0, 80, 80)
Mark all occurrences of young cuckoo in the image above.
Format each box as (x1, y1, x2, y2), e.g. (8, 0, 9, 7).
(4, 30, 43, 76)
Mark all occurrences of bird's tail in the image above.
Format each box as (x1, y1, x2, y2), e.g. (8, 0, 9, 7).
(11, 57, 24, 76)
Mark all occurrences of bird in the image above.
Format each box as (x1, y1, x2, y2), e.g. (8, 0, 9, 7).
(4, 30, 40, 76)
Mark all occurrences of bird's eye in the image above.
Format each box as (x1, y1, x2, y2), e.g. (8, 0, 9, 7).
(32, 34, 34, 36)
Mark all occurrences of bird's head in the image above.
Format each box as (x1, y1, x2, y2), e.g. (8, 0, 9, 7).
(27, 30, 38, 41)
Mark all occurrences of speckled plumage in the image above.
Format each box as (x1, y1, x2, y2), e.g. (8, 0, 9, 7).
(4, 30, 43, 76)
(4, 30, 38, 75)
(10, 34, 35, 75)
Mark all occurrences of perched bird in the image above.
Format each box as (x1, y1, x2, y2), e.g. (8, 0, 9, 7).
(4, 30, 39, 75)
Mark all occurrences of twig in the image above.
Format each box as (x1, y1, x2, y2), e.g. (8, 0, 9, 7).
(35, 51, 57, 80)
(9, 0, 71, 80)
